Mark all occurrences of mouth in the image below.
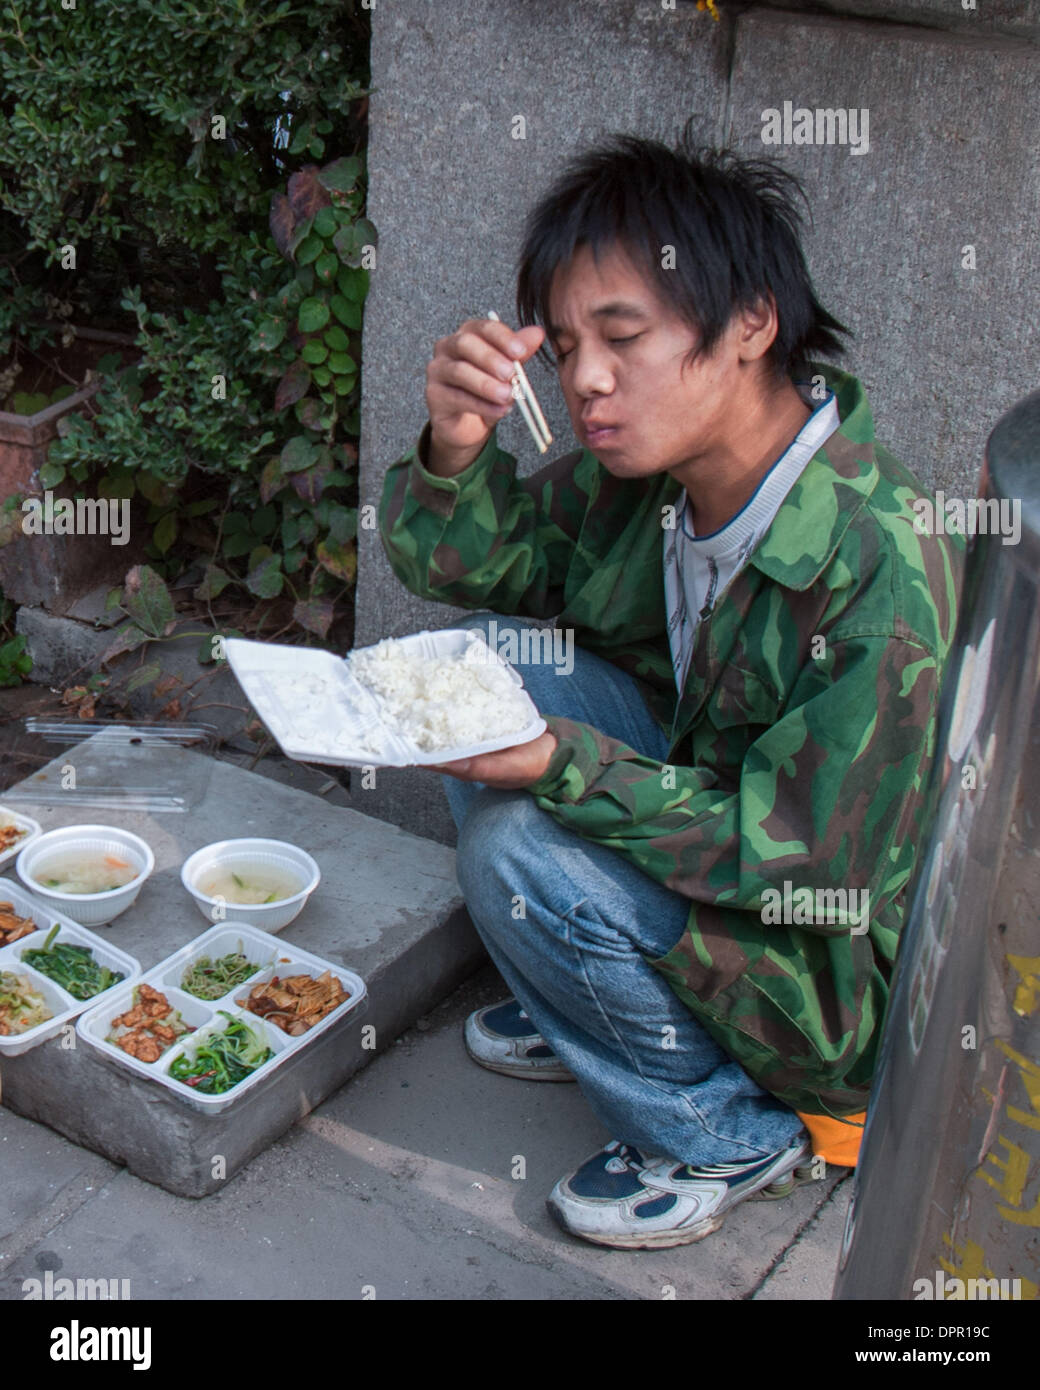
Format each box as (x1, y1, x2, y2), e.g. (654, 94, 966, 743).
(582, 421, 621, 447)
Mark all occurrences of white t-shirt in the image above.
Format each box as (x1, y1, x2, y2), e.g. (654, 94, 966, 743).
(664, 387, 841, 692)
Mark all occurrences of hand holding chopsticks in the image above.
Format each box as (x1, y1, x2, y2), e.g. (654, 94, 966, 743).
(487, 311, 553, 454)
(424, 314, 550, 478)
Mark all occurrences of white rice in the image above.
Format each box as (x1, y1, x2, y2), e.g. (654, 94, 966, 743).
(347, 637, 533, 752)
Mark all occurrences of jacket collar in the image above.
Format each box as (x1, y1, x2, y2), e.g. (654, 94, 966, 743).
(748, 364, 879, 591)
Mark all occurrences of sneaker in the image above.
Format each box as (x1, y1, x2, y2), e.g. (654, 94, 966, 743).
(546, 1137, 813, 1249)
(464, 998, 575, 1082)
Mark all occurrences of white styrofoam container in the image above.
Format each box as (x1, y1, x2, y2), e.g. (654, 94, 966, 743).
(225, 630, 546, 769)
(0, 878, 142, 1057)
(0, 807, 41, 872)
(76, 921, 367, 1113)
(16, 824, 155, 927)
(179, 838, 321, 933)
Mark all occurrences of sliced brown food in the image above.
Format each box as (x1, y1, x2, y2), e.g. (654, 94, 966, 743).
(237, 970, 349, 1034)
(0, 826, 27, 852)
(0, 904, 39, 947)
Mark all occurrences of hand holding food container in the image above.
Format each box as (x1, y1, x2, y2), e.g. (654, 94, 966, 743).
(225, 629, 551, 776)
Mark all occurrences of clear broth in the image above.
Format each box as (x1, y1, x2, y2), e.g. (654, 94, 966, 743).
(34, 851, 138, 895)
(199, 866, 303, 905)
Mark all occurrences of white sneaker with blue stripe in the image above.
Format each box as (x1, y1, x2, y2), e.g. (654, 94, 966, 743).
(547, 1137, 813, 1248)
(464, 998, 575, 1081)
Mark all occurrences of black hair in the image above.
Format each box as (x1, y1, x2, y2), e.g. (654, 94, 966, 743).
(515, 126, 849, 382)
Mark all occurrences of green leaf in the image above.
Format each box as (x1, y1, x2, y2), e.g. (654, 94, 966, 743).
(223, 512, 250, 534)
(259, 456, 286, 504)
(246, 553, 284, 599)
(293, 597, 335, 638)
(184, 498, 219, 517)
(296, 234, 322, 266)
(294, 398, 325, 430)
(316, 538, 357, 584)
(337, 266, 370, 302)
(328, 505, 358, 544)
(254, 315, 285, 352)
(315, 252, 338, 285)
(330, 294, 362, 329)
(311, 365, 332, 387)
(221, 530, 255, 559)
(102, 623, 152, 666)
(298, 298, 330, 333)
(324, 325, 350, 353)
(195, 564, 231, 601)
(328, 352, 356, 374)
(136, 473, 176, 506)
(153, 512, 178, 554)
(122, 565, 175, 638)
(125, 661, 162, 694)
(281, 515, 300, 549)
(301, 339, 328, 364)
(312, 206, 337, 238)
(38, 459, 66, 488)
(318, 156, 361, 194)
(251, 504, 277, 537)
(280, 436, 318, 473)
(333, 373, 356, 396)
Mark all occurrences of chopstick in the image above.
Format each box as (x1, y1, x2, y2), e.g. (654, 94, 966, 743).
(487, 310, 553, 454)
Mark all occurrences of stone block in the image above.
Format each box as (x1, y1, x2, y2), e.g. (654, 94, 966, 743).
(357, 0, 728, 841)
(0, 750, 478, 1197)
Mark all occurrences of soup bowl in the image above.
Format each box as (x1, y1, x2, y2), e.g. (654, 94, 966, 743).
(180, 838, 320, 933)
(16, 825, 155, 926)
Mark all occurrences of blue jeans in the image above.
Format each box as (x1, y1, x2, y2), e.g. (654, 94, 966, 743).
(443, 614, 806, 1165)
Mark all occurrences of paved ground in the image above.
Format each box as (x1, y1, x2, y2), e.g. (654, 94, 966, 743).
(0, 961, 850, 1301)
(0, 681, 849, 1300)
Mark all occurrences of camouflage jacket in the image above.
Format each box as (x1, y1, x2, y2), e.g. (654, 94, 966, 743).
(379, 365, 964, 1117)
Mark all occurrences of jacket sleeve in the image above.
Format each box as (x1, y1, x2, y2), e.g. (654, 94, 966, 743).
(526, 630, 940, 935)
(378, 422, 589, 620)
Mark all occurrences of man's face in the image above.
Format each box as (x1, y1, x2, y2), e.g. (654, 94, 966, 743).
(546, 241, 752, 482)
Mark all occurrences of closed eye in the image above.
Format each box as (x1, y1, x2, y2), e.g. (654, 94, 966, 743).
(554, 333, 643, 365)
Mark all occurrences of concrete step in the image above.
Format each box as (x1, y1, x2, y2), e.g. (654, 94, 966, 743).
(0, 741, 479, 1196)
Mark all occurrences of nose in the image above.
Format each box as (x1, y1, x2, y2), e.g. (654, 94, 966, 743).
(568, 343, 616, 400)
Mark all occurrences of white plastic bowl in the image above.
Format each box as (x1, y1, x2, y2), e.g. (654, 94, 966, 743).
(16, 825, 155, 927)
(180, 838, 320, 933)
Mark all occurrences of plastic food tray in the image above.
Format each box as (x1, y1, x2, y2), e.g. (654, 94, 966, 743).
(0, 878, 142, 1057)
(76, 922, 368, 1114)
(225, 630, 546, 769)
(0, 807, 41, 872)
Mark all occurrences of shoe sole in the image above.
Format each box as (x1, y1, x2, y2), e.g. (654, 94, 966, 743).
(465, 1046, 575, 1083)
(545, 1160, 818, 1249)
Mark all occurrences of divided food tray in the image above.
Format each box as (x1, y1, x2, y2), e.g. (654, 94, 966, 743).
(76, 922, 368, 1114)
(0, 807, 41, 872)
(0, 878, 142, 1057)
(225, 630, 545, 769)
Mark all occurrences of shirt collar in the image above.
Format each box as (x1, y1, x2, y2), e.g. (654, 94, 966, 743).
(747, 364, 880, 591)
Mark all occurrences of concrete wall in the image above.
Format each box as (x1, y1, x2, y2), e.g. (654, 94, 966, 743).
(357, 0, 1039, 844)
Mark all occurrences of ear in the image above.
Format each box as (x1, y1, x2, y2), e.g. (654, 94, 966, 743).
(735, 293, 779, 364)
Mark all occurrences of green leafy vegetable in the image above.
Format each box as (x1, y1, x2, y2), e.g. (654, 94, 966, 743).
(168, 1012, 273, 1093)
(22, 924, 125, 1001)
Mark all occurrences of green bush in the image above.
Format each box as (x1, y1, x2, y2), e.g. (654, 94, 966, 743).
(0, 0, 371, 645)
